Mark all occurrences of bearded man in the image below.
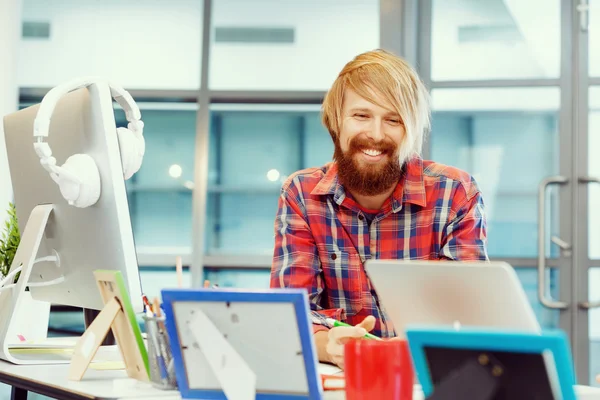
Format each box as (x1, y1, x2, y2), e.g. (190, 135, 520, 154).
(270, 49, 488, 369)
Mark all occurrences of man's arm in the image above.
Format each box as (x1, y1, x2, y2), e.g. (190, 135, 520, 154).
(440, 188, 488, 261)
(270, 177, 340, 362)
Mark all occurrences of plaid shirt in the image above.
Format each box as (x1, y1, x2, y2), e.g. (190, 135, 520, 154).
(270, 157, 488, 338)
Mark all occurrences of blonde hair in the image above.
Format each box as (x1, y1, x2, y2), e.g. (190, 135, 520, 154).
(322, 49, 431, 163)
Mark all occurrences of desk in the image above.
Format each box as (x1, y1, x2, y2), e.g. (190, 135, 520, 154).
(0, 347, 170, 400)
(0, 347, 599, 399)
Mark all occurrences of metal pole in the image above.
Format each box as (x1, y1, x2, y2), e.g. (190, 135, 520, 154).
(191, 0, 213, 287)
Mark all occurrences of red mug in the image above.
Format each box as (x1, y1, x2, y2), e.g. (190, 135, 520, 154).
(344, 339, 414, 400)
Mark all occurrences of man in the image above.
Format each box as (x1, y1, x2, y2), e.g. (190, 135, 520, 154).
(270, 49, 488, 368)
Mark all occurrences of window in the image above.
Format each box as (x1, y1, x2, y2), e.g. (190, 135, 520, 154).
(205, 106, 333, 256)
(430, 0, 560, 81)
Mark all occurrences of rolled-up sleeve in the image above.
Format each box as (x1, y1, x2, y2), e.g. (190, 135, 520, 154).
(440, 187, 488, 262)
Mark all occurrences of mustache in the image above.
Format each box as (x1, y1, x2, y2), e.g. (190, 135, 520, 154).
(348, 137, 397, 154)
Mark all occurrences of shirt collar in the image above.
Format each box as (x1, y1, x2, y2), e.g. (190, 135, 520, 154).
(310, 163, 347, 205)
(310, 158, 427, 211)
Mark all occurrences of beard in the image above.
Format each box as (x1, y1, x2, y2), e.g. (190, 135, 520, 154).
(334, 136, 403, 197)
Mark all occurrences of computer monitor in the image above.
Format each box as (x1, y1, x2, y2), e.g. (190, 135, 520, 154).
(366, 260, 541, 338)
(2, 82, 143, 313)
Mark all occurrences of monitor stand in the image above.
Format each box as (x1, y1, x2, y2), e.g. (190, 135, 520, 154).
(0, 204, 64, 364)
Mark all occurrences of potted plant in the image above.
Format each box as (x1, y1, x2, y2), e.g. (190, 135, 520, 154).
(0, 203, 20, 281)
(0, 202, 50, 343)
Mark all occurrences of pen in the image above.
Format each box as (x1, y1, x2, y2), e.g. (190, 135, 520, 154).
(146, 310, 169, 383)
(142, 294, 152, 312)
(324, 318, 382, 341)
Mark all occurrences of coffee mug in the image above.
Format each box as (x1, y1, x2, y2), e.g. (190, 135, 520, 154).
(344, 339, 414, 400)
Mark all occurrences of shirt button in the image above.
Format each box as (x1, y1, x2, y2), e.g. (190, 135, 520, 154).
(331, 253, 337, 260)
(358, 214, 364, 220)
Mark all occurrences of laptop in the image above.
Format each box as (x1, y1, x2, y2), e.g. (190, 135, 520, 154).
(365, 260, 541, 338)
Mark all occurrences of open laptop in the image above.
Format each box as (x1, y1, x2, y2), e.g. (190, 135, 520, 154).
(365, 260, 541, 338)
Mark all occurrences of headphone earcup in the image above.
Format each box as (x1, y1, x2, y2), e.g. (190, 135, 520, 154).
(57, 154, 101, 208)
(116, 127, 144, 180)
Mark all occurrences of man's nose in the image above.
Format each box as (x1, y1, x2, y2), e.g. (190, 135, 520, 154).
(365, 119, 385, 142)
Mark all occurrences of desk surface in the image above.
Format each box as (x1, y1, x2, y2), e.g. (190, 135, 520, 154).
(0, 346, 599, 400)
(0, 347, 165, 400)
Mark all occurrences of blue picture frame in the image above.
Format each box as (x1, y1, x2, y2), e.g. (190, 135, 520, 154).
(405, 326, 577, 400)
(161, 288, 322, 400)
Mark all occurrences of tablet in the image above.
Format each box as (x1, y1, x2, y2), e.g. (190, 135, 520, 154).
(366, 260, 541, 337)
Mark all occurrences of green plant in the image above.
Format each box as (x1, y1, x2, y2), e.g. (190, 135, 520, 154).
(0, 203, 20, 279)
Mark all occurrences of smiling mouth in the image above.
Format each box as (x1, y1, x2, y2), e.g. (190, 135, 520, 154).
(361, 148, 383, 157)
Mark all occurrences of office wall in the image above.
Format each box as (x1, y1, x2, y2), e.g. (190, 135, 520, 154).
(18, 0, 379, 91)
(0, 0, 21, 224)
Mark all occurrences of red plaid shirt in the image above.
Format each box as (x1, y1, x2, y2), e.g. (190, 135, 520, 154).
(270, 157, 488, 338)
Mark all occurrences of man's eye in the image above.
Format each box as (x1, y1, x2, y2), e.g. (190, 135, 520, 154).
(354, 113, 368, 118)
(387, 119, 401, 124)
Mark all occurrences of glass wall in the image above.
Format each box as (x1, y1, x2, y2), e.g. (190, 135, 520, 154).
(588, 86, 600, 385)
(430, 0, 560, 81)
(11, 0, 600, 390)
(205, 106, 332, 256)
(116, 105, 198, 255)
(209, 0, 379, 90)
(430, 87, 561, 258)
(426, 0, 565, 334)
(14, 1, 380, 316)
(19, 0, 204, 90)
(199, 0, 380, 286)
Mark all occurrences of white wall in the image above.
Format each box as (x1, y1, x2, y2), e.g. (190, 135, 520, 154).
(0, 0, 21, 224)
(18, 0, 379, 91)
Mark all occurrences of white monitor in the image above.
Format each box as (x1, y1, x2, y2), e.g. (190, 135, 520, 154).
(2, 83, 143, 314)
(366, 260, 541, 338)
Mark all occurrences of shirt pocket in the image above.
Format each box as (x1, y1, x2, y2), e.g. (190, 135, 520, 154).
(318, 246, 364, 319)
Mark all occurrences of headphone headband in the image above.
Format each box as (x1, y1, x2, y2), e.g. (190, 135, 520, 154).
(33, 76, 141, 140)
(29, 76, 145, 208)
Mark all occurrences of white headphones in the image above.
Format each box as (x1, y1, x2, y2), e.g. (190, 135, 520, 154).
(32, 77, 145, 208)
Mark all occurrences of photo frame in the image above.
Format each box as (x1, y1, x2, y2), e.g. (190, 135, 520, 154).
(161, 288, 322, 400)
(69, 270, 149, 381)
(405, 326, 577, 400)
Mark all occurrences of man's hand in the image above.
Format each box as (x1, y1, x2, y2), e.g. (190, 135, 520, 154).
(325, 316, 376, 369)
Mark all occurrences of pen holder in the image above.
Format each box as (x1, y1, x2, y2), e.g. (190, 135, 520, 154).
(143, 315, 177, 390)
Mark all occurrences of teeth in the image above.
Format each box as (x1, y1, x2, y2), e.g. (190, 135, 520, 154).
(362, 149, 382, 157)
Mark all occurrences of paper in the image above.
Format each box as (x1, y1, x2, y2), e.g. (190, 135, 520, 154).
(318, 363, 343, 376)
(89, 361, 126, 370)
(188, 309, 257, 400)
(9, 348, 73, 354)
(8, 339, 77, 349)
